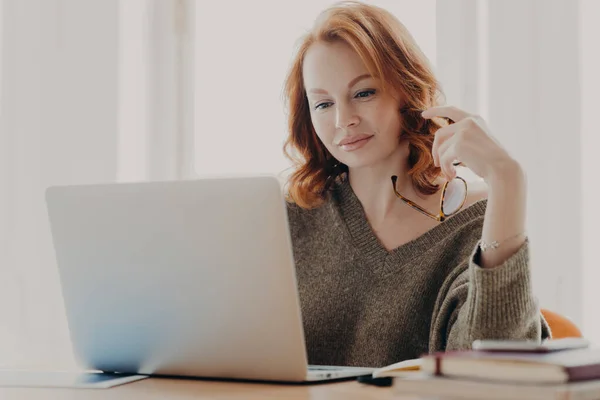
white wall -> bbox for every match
[487,0,582,325]
[0,0,120,368]
[435,0,486,185]
[438,0,584,329]
[581,0,600,342]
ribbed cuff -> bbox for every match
[467,239,537,334]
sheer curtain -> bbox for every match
[0,0,192,368]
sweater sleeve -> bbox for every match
[428,239,552,353]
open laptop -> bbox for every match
[44,175,374,383]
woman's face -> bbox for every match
[303,40,404,170]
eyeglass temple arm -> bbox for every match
[391,176,440,221]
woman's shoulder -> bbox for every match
[284,192,341,235]
[285,195,336,220]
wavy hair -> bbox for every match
[282,1,446,209]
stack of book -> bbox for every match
[371,338,600,399]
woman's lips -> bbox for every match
[339,135,373,152]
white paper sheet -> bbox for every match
[0,370,148,389]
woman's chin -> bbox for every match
[338,149,406,173]
[338,156,382,171]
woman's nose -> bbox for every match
[335,104,360,129]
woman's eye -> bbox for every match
[315,102,332,110]
[314,90,375,110]
[356,89,376,98]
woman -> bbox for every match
[282,1,550,368]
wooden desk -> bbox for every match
[0,377,424,399]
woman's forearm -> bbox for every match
[480,159,528,268]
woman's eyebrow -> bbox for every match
[307,74,373,95]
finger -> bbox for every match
[431,124,458,167]
[439,139,456,180]
[437,134,459,179]
[421,105,471,123]
[437,133,455,162]
[438,146,458,180]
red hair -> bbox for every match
[283,1,446,209]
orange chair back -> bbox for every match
[541,308,582,339]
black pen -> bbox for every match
[357,375,393,387]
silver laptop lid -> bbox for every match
[45,175,309,382]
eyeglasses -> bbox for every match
[391,175,468,222]
[392,107,468,221]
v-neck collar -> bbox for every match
[333,177,487,268]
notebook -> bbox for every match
[392,374,600,400]
[421,347,600,384]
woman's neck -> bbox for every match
[346,148,440,227]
